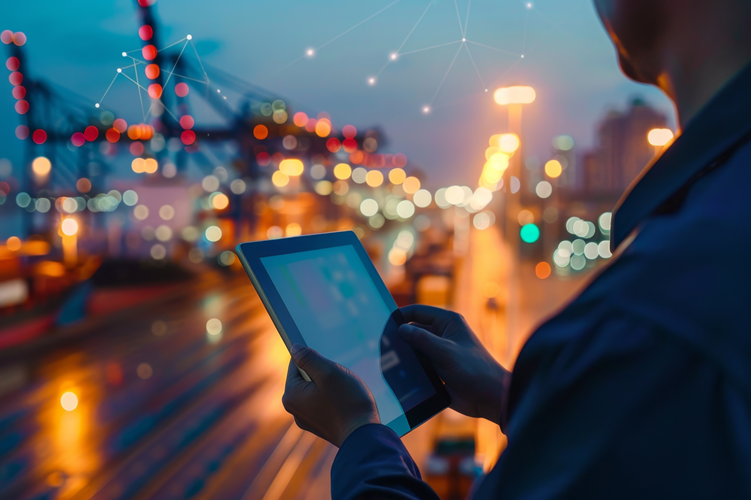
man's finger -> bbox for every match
[290,344,336,381]
[286,356,305,386]
[400,304,452,326]
[398,324,451,363]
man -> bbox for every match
[282,0,751,497]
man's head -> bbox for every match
[593,0,751,87]
[592,0,670,85]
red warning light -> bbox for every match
[179,115,194,129]
[9,72,23,86]
[175,82,189,97]
[106,128,120,143]
[326,138,341,153]
[32,129,47,145]
[181,130,196,145]
[84,126,99,142]
[138,25,153,41]
[148,84,163,99]
[71,132,85,147]
[14,100,29,114]
[142,45,157,61]
[145,64,160,80]
[5,56,19,71]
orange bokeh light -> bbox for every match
[535,262,552,280]
[106,128,120,143]
[145,64,160,80]
[148,84,163,99]
[253,124,268,140]
[293,112,308,127]
[142,45,157,61]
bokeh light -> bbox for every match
[205,226,222,242]
[32,157,51,177]
[60,392,78,411]
[334,163,352,180]
[389,168,406,185]
[365,170,383,187]
[520,224,540,243]
[280,159,304,176]
[535,262,552,279]
[544,160,562,178]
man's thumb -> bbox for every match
[291,344,333,380]
[398,324,449,362]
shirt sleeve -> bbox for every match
[476,317,749,500]
[331,423,442,500]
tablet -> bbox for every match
[236,231,450,436]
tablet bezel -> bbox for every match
[237,231,450,432]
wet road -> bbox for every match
[0,272,336,500]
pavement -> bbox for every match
[0,230,593,500]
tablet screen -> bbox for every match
[261,245,437,435]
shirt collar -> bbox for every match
[612,61,751,249]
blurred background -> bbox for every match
[0,1,676,499]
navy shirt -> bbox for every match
[331,62,751,500]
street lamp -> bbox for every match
[493,85,536,366]
[61,217,78,267]
[648,128,674,156]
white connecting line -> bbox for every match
[95,35,212,124]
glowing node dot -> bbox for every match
[187,34,192,40]
[95,103,100,108]
[485,89,488,92]
[462,38,466,42]
[521,54,525,58]
[368,77,376,85]
[422,106,431,114]
[217,89,221,93]
[390,53,398,60]
[306,49,314,57]
[117,68,122,73]
[122,52,127,57]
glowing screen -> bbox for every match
[262,245,436,435]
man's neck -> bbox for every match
[660,55,751,130]
[656,12,751,130]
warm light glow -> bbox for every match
[498,134,520,154]
[279,159,304,176]
[131,158,145,173]
[286,222,302,236]
[253,124,268,140]
[6,236,21,252]
[144,158,158,174]
[60,392,78,411]
[648,128,674,147]
[365,170,384,187]
[389,168,406,185]
[206,318,222,335]
[493,86,536,105]
[61,218,78,236]
[535,262,551,279]
[402,176,421,194]
[545,159,563,178]
[334,163,352,180]
[211,193,229,210]
[388,248,407,266]
[32,156,51,177]
[205,226,222,242]
[315,119,332,137]
[272,171,290,187]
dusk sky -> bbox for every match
[1,0,675,188]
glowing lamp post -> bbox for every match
[494,85,536,356]
[61,218,78,267]
[648,128,674,156]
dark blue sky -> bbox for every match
[1,0,674,188]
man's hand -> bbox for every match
[399,305,509,426]
[282,344,380,448]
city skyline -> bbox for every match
[0,0,674,189]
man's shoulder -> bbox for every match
[523,139,751,394]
